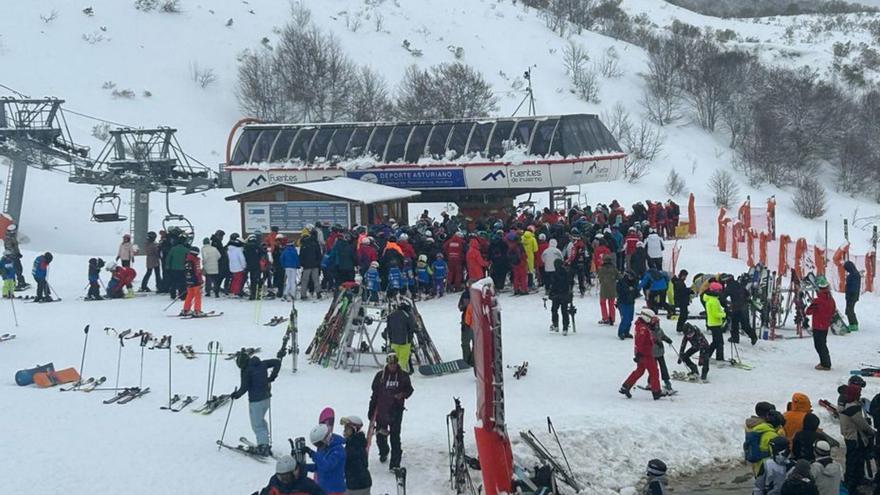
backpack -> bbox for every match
[743,430,770,463]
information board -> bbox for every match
[244,201,349,233]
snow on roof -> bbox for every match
[226,177,420,205]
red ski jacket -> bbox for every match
[806,288,836,331]
[443,237,465,262]
[633,319,655,357]
[466,242,488,280]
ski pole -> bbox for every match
[138,333,148,388]
[78,325,90,383]
[218,396,235,450]
[9,292,17,327]
[547,417,574,479]
[48,282,62,302]
[166,335,173,410]
[114,334,125,390]
[268,403,273,446]
[163,297,179,312]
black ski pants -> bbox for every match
[729,309,756,343]
[14,255,25,286]
[490,265,508,290]
[35,278,49,300]
[461,324,474,367]
[648,257,663,270]
[376,410,404,469]
[141,266,161,291]
[813,330,831,368]
[647,290,669,314]
[681,348,710,379]
[708,325,724,361]
[846,298,858,327]
[656,356,670,382]
[248,268,261,299]
[676,305,689,333]
[846,439,866,492]
[167,270,185,299]
[551,297,571,331]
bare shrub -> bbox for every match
[396,62,497,120]
[111,88,136,99]
[161,0,182,13]
[793,176,827,219]
[563,40,600,103]
[134,0,158,11]
[709,169,740,208]
[348,66,394,122]
[40,10,59,23]
[665,168,686,196]
[190,62,217,89]
[595,46,623,78]
[622,120,663,182]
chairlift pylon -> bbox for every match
[91,188,127,223]
[161,189,193,239]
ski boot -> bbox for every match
[686,372,699,382]
[191,311,206,318]
[849,324,859,332]
[618,386,632,399]
[562,326,568,336]
[550,325,559,333]
[663,380,674,392]
[178,310,191,317]
[700,376,710,384]
[256,444,272,457]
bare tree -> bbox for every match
[709,169,740,208]
[563,40,600,103]
[595,46,623,78]
[641,37,685,125]
[621,120,664,182]
[396,63,497,120]
[348,66,394,122]
[680,40,753,132]
[665,168,686,196]
[236,49,290,121]
[793,176,827,219]
[190,62,217,89]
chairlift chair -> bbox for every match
[91,189,127,223]
[162,189,194,239]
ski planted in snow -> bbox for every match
[116,387,150,404]
[193,394,232,414]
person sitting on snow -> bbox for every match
[257,455,324,495]
[105,262,136,299]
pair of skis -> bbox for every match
[103,387,150,405]
[193,394,232,414]
[160,394,199,412]
[60,376,106,392]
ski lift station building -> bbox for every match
[224,113,626,221]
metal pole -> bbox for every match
[825,220,829,270]
[167,335,173,409]
[5,159,28,228]
[78,325,90,379]
[131,189,150,249]
[9,293,17,327]
[218,397,235,450]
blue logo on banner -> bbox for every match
[346,169,465,189]
[481,170,506,182]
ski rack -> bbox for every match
[447,398,478,495]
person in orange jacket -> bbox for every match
[783,392,813,443]
[466,237,488,282]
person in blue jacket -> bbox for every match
[1,251,16,299]
[639,268,669,315]
[844,260,861,332]
[616,269,641,339]
[386,260,402,300]
[306,423,346,495]
[32,252,53,302]
[280,241,300,302]
[364,261,380,303]
[432,253,448,298]
[415,254,432,298]
[231,354,281,457]
[86,257,105,301]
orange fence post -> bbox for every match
[759,232,768,266]
[833,245,849,292]
[794,238,807,280]
[746,229,755,267]
[778,234,791,274]
[867,250,876,293]
[738,200,751,232]
[766,197,776,240]
[688,193,696,236]
[731,223,742,259]
[814,246,826,275]
[717,208,727,251]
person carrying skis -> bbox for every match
[257,455,325,495]
[644,459,669,495]
[843,260,860,332]
[703,282,726,361]
[86,257,105,301]
[671,270,692,333]
[839,383,875,493]
[616,269,641,340]
[140,231,161,292]
[597,254,618,326]
[721,274,758,345]
[181,246,204,317]
[805,275,835,370]
[754,436,792,495]
[340,415,372,495]
[432,253,448,298]
[678,323,710,382]
[1,251,16,299]
[368,353,414,469]
[383,302,415,373]
[4,224,26,289]
[305,424,346,495]
[31,252,53,302]
[231,352,281,457]
[548,259,574,335]
[619,308,665,400]
[810,440,842,495]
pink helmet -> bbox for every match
[319,407,335,426]
[708,282,723,292]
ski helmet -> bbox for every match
[147,231,157,240]
[309,424,330,445]
[538,233,546,241]
[230,233,240,241]
[105,261,117,271]
[639,308,656,323]
[202,237,211,245]
[849,375,867,388]
[815,275,830,288]
[769,436,789,456]
[319,407,335,426]
[340,415,364,429]
[189,246,200,255]
[276,455,297,475]
[44,252,53,263]
[399,233,409,241]
[708,282,723,293]
[418,255,427,263]
[646,459,667,476]
[370,261,379,269]
[6,224,15,233]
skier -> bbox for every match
[116,233,136,269]
[809,441,842,495]
[805,275,835,370]
[619,308,665,400]
[305,424,346,495]
[1,251,16,298]
[299,232,323,300]
[565,229,589,296]
[385,260,403,300]
[631,241,648,279]
[443,231,465,291]
[340,415,372,495]
[507,233,529,295]
[280,239,300,302]
[839,382,875,493]
[243,235,265,300]
[104,262,136,299]
[753,436,792,495]
[256,455,324,495]
[703,282,726,361]
[228,235,246,297]
[31,252,53,302]
[721,274,758,345]
[181,246,204,317]
[540,238,563,295]
[487,233,509,290]
[644,459,668,495]
[671,270,692,333]
[780,460,819,494]
[86,257,105,300]
[640,268,669,315]
[597,254,618,325]
[368,353,414,469]
[140,231,161,292]
[548,259,573,335]
[201,238,221,298]
[645,229,664,270]
[843,260,860,332]
[384,302,415,373]
[432,254,448,298]
[458,285,474,366]
[678,322,710,382]
[231,352,281,457]
[650,320,674,391]
[210,230,228,295]
[521,226,538,290]
[465,237,488,283]
[3,224,27,289]
[165,234,188,300]
[616,269,641,339]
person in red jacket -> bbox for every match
[806,275,836,370]
[397,233,417,262]
[592,235,611,273]
[466,236,488,282]
[443,231,466,291]
[619,308,666,400]
[506,233,528,295]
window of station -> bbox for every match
[345,127,372,159]
[326,128,354,161]
[288,127,317,161]
[383,125,414,162]
[446,123,474,159]
[487,120,515,158]
[247,130,276,163]
[366,126,393,159]
[466,122,494,155]
[404,125,431,163]
[230,129,261,165]
[269,129,297,162]
[306,128,334,162]
[510,119,536,150]
[426,124,453,158]
[529,118,559,157]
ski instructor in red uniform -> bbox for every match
[619,308,666,400]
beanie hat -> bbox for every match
[646,458,667,476]
[276,455,297,474]
[755,401,776,418]
[814,440,831,457]
[203,237,210,245]
[639,308,656,323]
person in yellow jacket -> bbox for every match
[703,281,726,361]
[744,402,785,476]
[521,227,539,289]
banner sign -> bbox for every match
[346,168,466,189]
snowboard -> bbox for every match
[15,363,55,386]
[32,367,81,388]
[418,359,471,377]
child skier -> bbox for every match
[181,246,204,317]
[340,415,372,495]
[402,257,416,299]
[86,257,105,301]
[105,262,136,299]
[386,260,403,300]
[597,254,618,325]
[644,459,668,495]
[364,261,380,303]
[415,255,432,299]
[619,308,665,400]
[31,252,53,302]
[616,269,641,340]
[678,323,711,382]
[754,435,792,494]
[1,251,16,298]
[650,320,674,391]
[433,253,448,298]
